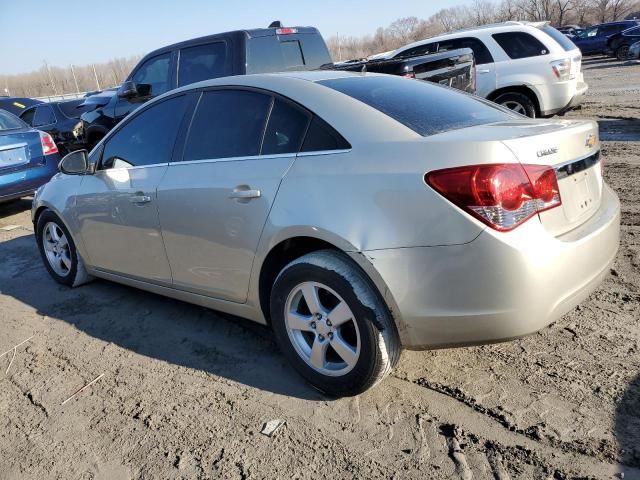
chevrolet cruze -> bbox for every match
[33,72,620,396]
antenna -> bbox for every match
[269,21,282,28]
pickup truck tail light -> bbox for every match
[551,58,572,80]
[276,28,298,35]
[39,131,58,156]
[425,163,561,231]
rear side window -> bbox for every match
[33,105,56,127]
[319,76,513,137]
[178,42,229,87]
[301,116,351,152]
[438,37,494,64]
[542,25,577,52]
[493,32,549,59]
[262,99,310,155]
[101,95,187,169]
[184,90,271,160]
[20,108,36,126]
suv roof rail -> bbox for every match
[446,20,549,34]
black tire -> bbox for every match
[270,250,401,396]
[36,210,92,287]
[493,91,537,118]
[616,45,630,61]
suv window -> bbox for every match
[542,25,577,52]
[492,32,549,59]
[437,37,494,64]
[183,90,271,161]
[33,105,56,127]
[300,116,350,152]
[101,95,187,169]
[20,108,36,126]
[624,26,640,35]
[178,42,229,87]
[319,75,513,137]
[262,99,310,155]
[131,53,172,97]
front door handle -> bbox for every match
[129,194,152,204]
[477,69,491,74]
[229,188,261,200]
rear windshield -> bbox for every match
[318,76,514,137]
[58,99,93,119]
[0,109,26,130]
[246,34,332,74]
[542,25,578,52]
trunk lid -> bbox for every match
[0,129,45,175]
[496,119,601,236]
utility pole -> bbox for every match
[70,64,80,94]
[337,32,342,61]
[43,60,58,96]
[92,64,101,91]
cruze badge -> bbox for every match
[537,147,558,158]
[585,134,596,148]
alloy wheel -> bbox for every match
[284,281,361,376]
[42,222,72,277]
[502,100,527,115]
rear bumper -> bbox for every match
[0,156,59,203]
[541,81,588,116]
[365,185,620,349]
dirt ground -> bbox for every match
[0,56,638,480]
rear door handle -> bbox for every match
[129,194,152,204]
[229,189,261,200]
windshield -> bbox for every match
[318,76,515,137]
[0,109,27,131]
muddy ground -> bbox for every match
[0,56,638,480]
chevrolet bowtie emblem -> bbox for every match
[585,134,596,148]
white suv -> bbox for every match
[386,21,588,117]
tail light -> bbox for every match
[551,58,572,80]
[425,163,561,231]
[276,28,297,35]
[39,131,58,155]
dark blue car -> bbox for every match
[0,109,60,203]
[572,20,640,55]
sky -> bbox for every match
[0,0,472,75]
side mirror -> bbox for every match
[59,150,89,175]
[117,80,139,99]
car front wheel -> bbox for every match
[36,210,92,287]
[270,250,401,396]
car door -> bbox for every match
[576,26,599,53]
[157,88,311,302]
[437,37,496,97]
[114,52,173,124]
[75,94,188,284]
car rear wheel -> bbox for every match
[36,210,92,287]
[270,250,401,396]
[616,45,630,61]
[494,92,536,118]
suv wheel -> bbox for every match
[270,250,401,396]
[494,92,536,118]
[616,45,630,61]
[36,210,92,287]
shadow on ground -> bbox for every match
[616,373,640,467]
[0,198,32,219]
[0,233,323,401]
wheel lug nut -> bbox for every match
[328,332,333,340]
[326,320,332,327]
[310,321,316,329]
[318,334,325,341]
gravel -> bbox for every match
[0,56,638,480]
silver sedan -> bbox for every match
[33,72,620,396]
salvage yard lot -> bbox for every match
[0,57,639,480]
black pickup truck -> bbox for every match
[79,23,476,148]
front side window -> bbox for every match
[438,37,494,64]
[319,75,514,137]
[183,90,272,161]
[33,105,56,127]
[178,42,228,87]
[101,95,187,169]
[131,53,172,97]
[492,32,549,59]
